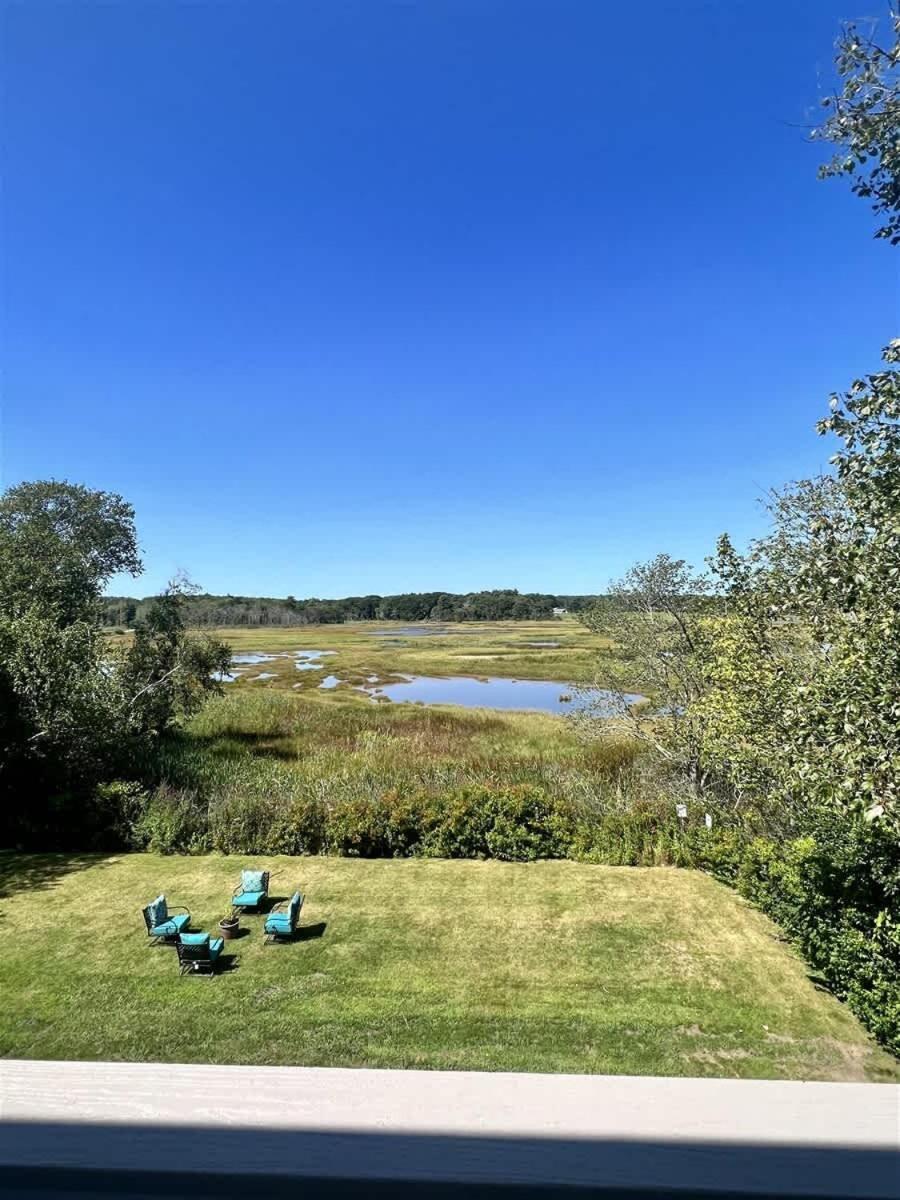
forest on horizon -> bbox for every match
[100,589,601,627]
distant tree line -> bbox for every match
[100,590,601,628]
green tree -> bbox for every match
[0,481,230,847]
[813,11,900,243]
[703,357,900,831]
[0,612,127,801]
[120,576,231,740]
[0,480,142,624]
[688,9,900,1053]
[577,554,716,794]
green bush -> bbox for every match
[209,790,283,855]
[324,794,394,857]
[698,813,900,1056]
[133,784,210,855]
[89,779,148,849]
[418,784,573,861]
[266,794,327,856]
[832,913,900,1051]
[570,796,702,867]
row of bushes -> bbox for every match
[134,778,704,866]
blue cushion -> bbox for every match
[288,891,303,920]
[209,937,224,962]
[241,870,266,894]
[233,891,264,907]
[150,912,190,937]
[180,932,210,946]
[265,915,291,930]
[148,895,167,927]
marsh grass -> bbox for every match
[184,618,622,693]
[0,852,894,1080]
[143,687,652,856]
[186,686,626,764]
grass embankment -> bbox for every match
[1,853,894,1080]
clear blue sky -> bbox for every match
[2,1,896,598]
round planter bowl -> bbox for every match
[219,918,239,940]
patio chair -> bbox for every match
[263,891,304,944]
[176,932,224,977]
[142,894,191,945]
[231,869,270,915]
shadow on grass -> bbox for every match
[184,730,300,763]
[0,851,105,901]
[807,971,835,995]
[264,922,327,946]
[180,954,240,977]
[295,921,327,943]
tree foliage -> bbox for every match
[0,480,141,624]
[813,11,900,243]
[701,343,900,829]
[119,578,231,739]
[577,554,716,792]
[0,481,229,847]
[571,14,900,1050]
[101,589,599,627]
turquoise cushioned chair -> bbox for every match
[231,869,270,914]
[176,932,224,976]
[264,890,304,944]
[142,894,191,944]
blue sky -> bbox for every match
[2,1,897,598]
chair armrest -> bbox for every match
[269,899,289,914]
[231,883,243,898]
[168,906,191,919]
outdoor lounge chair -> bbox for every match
[263,891,304,944]
[142,894,191,944]
[231,869,270,915]
[176,932,224,977]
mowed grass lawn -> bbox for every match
[1,854,896,1081]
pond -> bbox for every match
[227,650,335,673]
[212,670,243,683]
[294,650,336,670]
[320,673,641,715]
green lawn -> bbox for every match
[1,853,895,1081]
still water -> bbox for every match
[325,673,641,715]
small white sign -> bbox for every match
[675,803,688,820]
[705,812,713,829]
